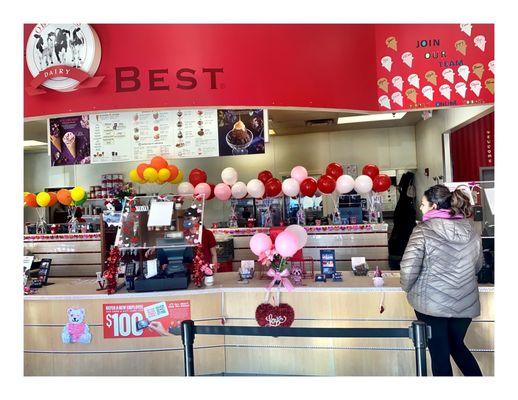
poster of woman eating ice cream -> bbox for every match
[48,115,91,166]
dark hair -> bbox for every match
[423,184,472,218]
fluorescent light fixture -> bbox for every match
[24,140,47,147]
[269,129,276,136]
[337,112,406,125]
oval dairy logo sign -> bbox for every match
[26,24,102,94]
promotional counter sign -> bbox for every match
[103,300,191,339]
[25,23,103,95]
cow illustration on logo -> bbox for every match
[26,23,103,94]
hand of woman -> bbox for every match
[148,321,168,336]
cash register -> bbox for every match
[133,232,191,292]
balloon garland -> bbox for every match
[129,156,181,185]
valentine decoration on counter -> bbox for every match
[373,266,385,287]
[284,224,308,250]
[255,302,295,327]
[61,308,92,344]
[275,231,299,258]
[192,244,206,287]
[103,246,121,295]
[201,264,215,286]
[250,233,273,256]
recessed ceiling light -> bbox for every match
[24,140,47,147]
[337,112,407,124]
[269,129,276,135]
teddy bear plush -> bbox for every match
[61,308,92,344]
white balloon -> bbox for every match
[178,182,195,195]
[247,179,266,198]
[221,167,238,186]
[336,175,355,194]
[354,175,373,194]
[282,178,300,197]
[285,224,308,249]
[231,181,248,199]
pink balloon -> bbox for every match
[275,231,299,258]
[290,166,308,183]
[285,224,308,249]
[282,178,300,197]
[250,233,273,256]
[214,183,231,201]
[194,182,211,198]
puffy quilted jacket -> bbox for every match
[400,218,483,318]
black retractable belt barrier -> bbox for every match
[171,320,431,377]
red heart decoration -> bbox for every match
[255,303,295,327]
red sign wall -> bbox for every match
[103,300,191,339]
[24,24,494,118]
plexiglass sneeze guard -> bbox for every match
[116,194,205,250]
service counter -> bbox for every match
[212,224,390,271]
[24,272,494,376]
[24,233,102,277]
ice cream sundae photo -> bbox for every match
[226,119,253,155]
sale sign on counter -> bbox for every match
[103,300,191,339]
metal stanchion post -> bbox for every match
[411,321,428,376]
[180,320,196,376]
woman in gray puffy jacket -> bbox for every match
[400,184,483,376]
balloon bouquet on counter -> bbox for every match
[24,186,88,234]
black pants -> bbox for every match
[415,311,483,376]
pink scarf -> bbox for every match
[422,209,464,222]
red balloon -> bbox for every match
[258,170,274,184]
[300,177,318,197]
[317,175,336,194]
[207,183,215,200]
[325,162,343,180]
[373,174,392,192]
[362,164,380,179]
[189,168,207,186]
[265,178,282,197]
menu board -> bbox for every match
[132,111,175,161]
[50,108,266,166]
[89,113,134,163]
[171,109,219,158]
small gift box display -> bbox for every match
[201,264,215,286]
[351,256,369,276]
[239,260,255,282]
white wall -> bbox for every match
[24,126,417,225]
[414,105,494,214]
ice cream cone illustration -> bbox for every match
[381,56,393,72]
[378,95,391,110]
[422,85,434,101]
[442,68,455,84]
[392,76,403,91]
[50,134,62,152]
[439,84,452,100]
[485,78,494,95]
[455,82,467,98]
[455,40,467,56]
[391,92,403,107]
[63,131,76,158]
[402,52,414,68]
[408,73,420,89]
[458,65,470,82]
[474,35,486,52]
[425,70,438,85]
[405,88,417,104]
[473,63,485,79]
[377,77,389,93]
[488,60,495,75]
[470,80,482,97]
[460,23,473,37]
[386,36,398,51]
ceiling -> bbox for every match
[24,109,425,151]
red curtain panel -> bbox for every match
[450,112,494,182]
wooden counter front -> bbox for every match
[24,273,494,376]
